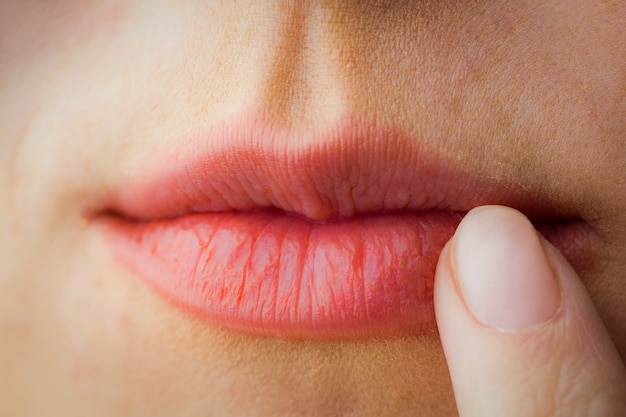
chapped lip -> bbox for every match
[95,112,593,339]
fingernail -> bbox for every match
[452,206,561,330]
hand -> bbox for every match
[435,206,626,416]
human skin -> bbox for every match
[0,1,625,416]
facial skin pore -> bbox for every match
[0,1,625,416]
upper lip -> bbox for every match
[102,113,580,222]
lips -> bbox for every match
[96,113,592,339]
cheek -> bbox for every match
[72,2,128,45]
[0,1,129,52]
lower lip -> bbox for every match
[101,211,463,339]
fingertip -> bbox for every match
[434,205,626,417]
[452,206,561,330]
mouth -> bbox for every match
[94,113,593,339]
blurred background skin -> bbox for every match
[0,1,625,416]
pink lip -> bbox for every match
[97,113,591,339]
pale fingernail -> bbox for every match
[452,206,561,330]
